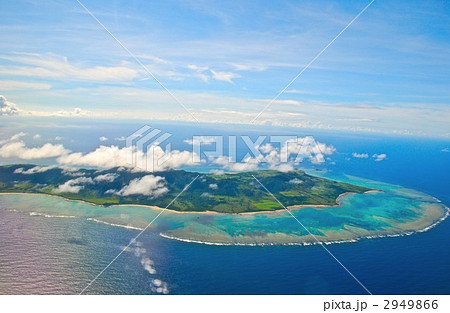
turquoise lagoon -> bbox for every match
[0,173,447,246]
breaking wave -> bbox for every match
[86,218,144,231]
[29,212,76,218]
[160,206,450,247]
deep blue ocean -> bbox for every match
[0,118,449,294]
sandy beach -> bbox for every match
[0,190,377,216]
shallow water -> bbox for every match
[0,174,446,246]
[0,173,449,294]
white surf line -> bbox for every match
[250,0,376,124]
[251,174,373,295]
[75,0,199,122]
[79,175,199,295]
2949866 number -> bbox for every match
[383,300,438,310]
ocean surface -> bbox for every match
[0,120,449,294]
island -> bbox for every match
[0,164,448,246]
[0,164,371,214]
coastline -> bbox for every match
[159,205,450,247]
[1,190,448,247]
[0,190,373,215]
[238,190,382,215]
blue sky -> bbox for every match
[0,0,449,136]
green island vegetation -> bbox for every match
[0,164,372,214]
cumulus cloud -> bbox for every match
[0,140,69,159]
[209,183,218,190]
[33,134,41,139]
[213,155,260,171]
[116,175,168,197]
[57,144,200,172]
[0,95,19,116]
[210,136,335,172]
[269,163,294,172]
[52,107,91,117]
[57,145,130,168]
[289,178,303,184]
[94,173,118,183]
[14,165,56,174]
[60,166,84,176]
[352,152,369,158]
[372,153,387,162]
[272,137,335,165]
[99,136,108,142]
[55,177,94,193]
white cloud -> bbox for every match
[187,64,242,84]
[265,137,335,165]
[270,163,294,172]
[52,108,91,117]
[284,89,317,95]
[0,53,141,83]
[60,166,84,177]
[289,178,303,184]
[184,136,216,146]
[352,152,369,158]
[10,132,26,141]
[94,173,118,183]
[99,136,108,142]
[187,64,210,82]
[0,141,69,159]
[0,95,19,116]
[210,136,335,172]
[209,183,218,190]
[230,63,267,72]
[210,70,240,84]
[372,153,387,162]
[115,136,126,141]
[57,145,132,168]
[55,177,94,194]
[213,155,260,171]
[441,148,449,153]
[116,175,168,197]
[57,145,199,172]
[14,165,55,174]
[16,83,445,136]
[156,148,201,170]
[0,132,26,145]
[33,134,41,139]
[0,80,51,90]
